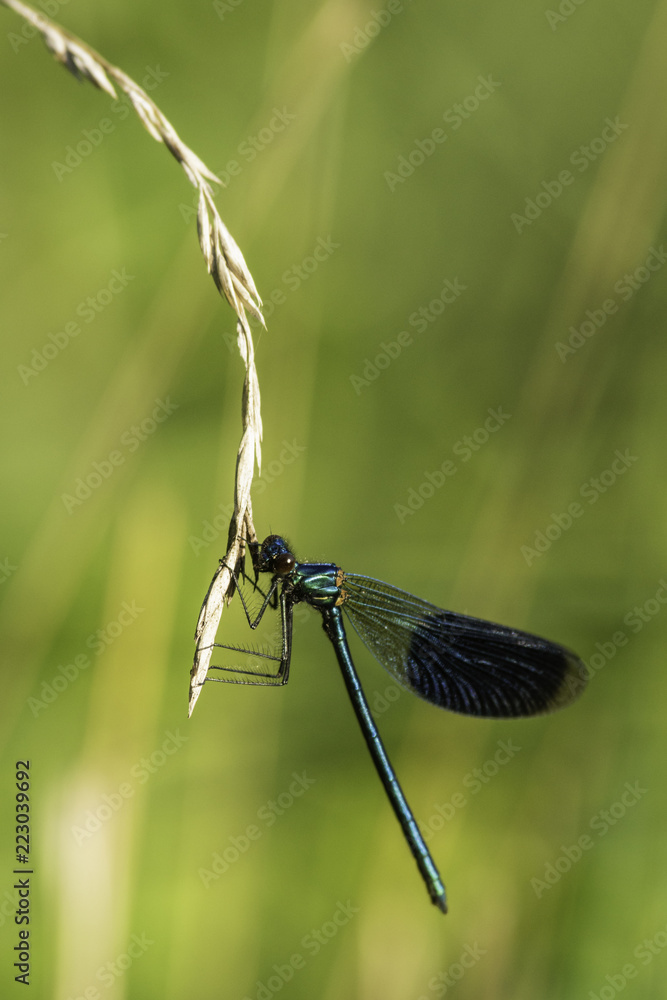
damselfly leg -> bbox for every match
[200,560,293,686]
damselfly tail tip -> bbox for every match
[434,893,448,914]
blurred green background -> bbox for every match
[2,0,667,997]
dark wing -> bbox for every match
[341,575,586,718]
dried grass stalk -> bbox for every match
[2,0,265,715]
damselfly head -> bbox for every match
[256,535,296,577]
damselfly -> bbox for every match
[201,535,586,913]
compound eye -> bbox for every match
[274,552,295,576]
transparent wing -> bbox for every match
[341,575,585,718]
